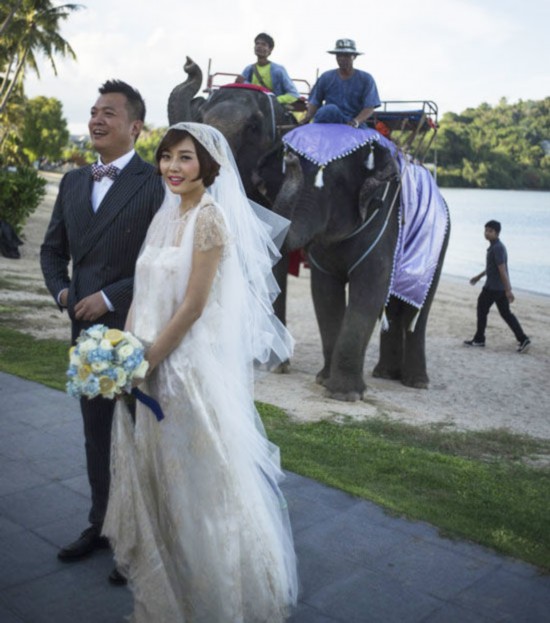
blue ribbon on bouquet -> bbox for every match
[131,388,165,421]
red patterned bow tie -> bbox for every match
[91,163,119,181]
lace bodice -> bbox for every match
[131,194,228,347]
[153,193,229,251]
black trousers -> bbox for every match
[474,288,528,343]
[81,395,115,528]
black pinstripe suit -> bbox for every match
[40,153,164,527]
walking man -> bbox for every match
[464,220,530,352]
[40,80,164,575]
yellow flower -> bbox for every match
[78,364,92,380]
[104,328,125,346]
[99,376,116,395]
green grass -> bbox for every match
[260,406,550,571]
[2,325,549,570]
[0,326,69,390]
[0,275,49,294]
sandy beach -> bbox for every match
[3,172,550,439]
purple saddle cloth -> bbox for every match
[283,124,449,312]
[283,123,395,165]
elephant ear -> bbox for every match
[358,144,399,222]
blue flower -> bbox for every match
[82,376,100,398]
[87,347,114,363]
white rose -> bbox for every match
[91,361,109,372]
[88,327,105,341]
[124,333,142,348]
[116,368,128,386]
[69,351,81,366]
[99,339,113,351]
[133,360,149,379]
[78,339,97,354]
[118,344,135,358]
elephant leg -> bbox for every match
[271,254,291,373]
[325,272,388,401]
[373,296,405,381]
[272,253,290,327]
[310,267,346,386]
[401,305,429,388]
[401,226,449,388]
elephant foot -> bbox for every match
[273,360,291,374]
[315,369,330,386]
[372,364,402,381]
[401,376,429,389]
[325,389,364,402]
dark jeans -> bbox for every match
[474,288,528,343]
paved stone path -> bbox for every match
[1,372,549,622]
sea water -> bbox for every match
[439,188,550,296]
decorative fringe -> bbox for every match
[380,308,390,332]
[408,310,420,333]
[315,166,325,188]
[366,149,375,170]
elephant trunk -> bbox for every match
[273,152,326,252]
[272,151,304,250]
[167,57,203,124]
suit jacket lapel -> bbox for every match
[65,167,94,241]
[73,154,150,267]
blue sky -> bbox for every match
[24,0,550,136]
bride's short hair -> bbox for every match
[155,129,221,187]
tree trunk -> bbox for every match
[0,48,27,114]
[0,1,23,39]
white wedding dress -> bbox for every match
[103,193,298,622]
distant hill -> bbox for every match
[435,97,550,190]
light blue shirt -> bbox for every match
[309,69,381,118]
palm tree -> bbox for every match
[0,1,24,40]
[0,1,82,114]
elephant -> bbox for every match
[265,123,450,401]
[168,57,296,325]
[168,60,450,401]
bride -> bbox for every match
[102,122,298,622]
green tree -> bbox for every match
[20,95,69,164]
[0,1,82,113]
[436,98,550,190]
[135,126,168,165]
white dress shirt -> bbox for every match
[91,149,136,212]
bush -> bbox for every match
[0,167,47,236]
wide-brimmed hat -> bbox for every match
[327,38,363,55]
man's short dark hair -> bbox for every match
[255,33,274,49]
[155,129,221,188]
[98,79,146,122]
[485,220,501,234]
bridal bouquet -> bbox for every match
[66,324,149,400]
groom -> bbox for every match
[40,80,164,577]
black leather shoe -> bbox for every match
[108,567,128,586]
[57,526,110,562]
